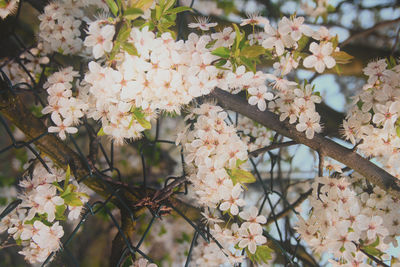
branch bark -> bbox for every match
[211,88,400,199]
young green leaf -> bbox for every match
[65,164,71,190]
[121,42,139,56]
[211,47,230,59]
[166,6,192,15]
[236,159,247,167]
[332,51,354,64]
[55,204,66,220]
[97,127,106,136]
[227,167,256,185]
[63,192,83,206]
[232,23,242,51]
[131,108,152,129]
[240,45,266,58]
[124,7,144,20]
[106,0,119,16]
[297,35,309,51]
[246,245,274,264]
[117,23,131,42]
[240,56,256,73]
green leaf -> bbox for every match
[370,236,380,247]
[109,41,121,60]
[397,126,400,138]
[227,167,256,185]
[65,164,71,190]
[61,184,74,197]
[166,6,192,14]
[332,51,354,64]
[233,23,242,51]
[121,42,138,56]
[236,159,247,167]
[246,245,274,264]
[297,36,309,51]
[124,7,144,20]
[131,107,152,129]
[240,56,256,73]
[331,35,339,50]
[24,214,52,226]
[155,5,162,20]
[98,127,106,136]
[52,182,64,193]
[363,245,384,258]
[215,59,228,69]
[240,45,266,58]
[164,0,176,11]
[55,205,66,220]
[117,23,131,42]
[211,47,230,59]
[206,39,217,49]
[106,0,119,16]
[63,192,83,206]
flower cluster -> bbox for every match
[0,159,89,264]
[0,0,19,19]
[38,0,107,55]
[268,82,322,139]
[343,59,400,177]
[241,15,340,139]
[84,19,115,59]
[296,174,400,266]
[0,44,49,85]
[178,103,268,264]
[250,15,337,74]
[42,67,88,140]
[301,0,331,19]
[236,116,273,152]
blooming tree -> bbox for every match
[0,0,400,266]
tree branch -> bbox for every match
[341,17,400,47]
[211,88,400,199]
[249,141,297,157]
[266,188,312,226]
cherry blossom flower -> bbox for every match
[240,13,269,26]
[238,223,267,254]
[248,86,274,111]
[303,42,336,73]
[84,22,115,59]
[219,184,245,215]
[295,113,321,139]
[188,17,217,31]
[48,114,78,140]
[239,206,267,229]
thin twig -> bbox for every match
[266,188,312,226]
[340,17,400,47]
[249,141,298,157]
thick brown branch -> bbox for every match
[211,88,400,199]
